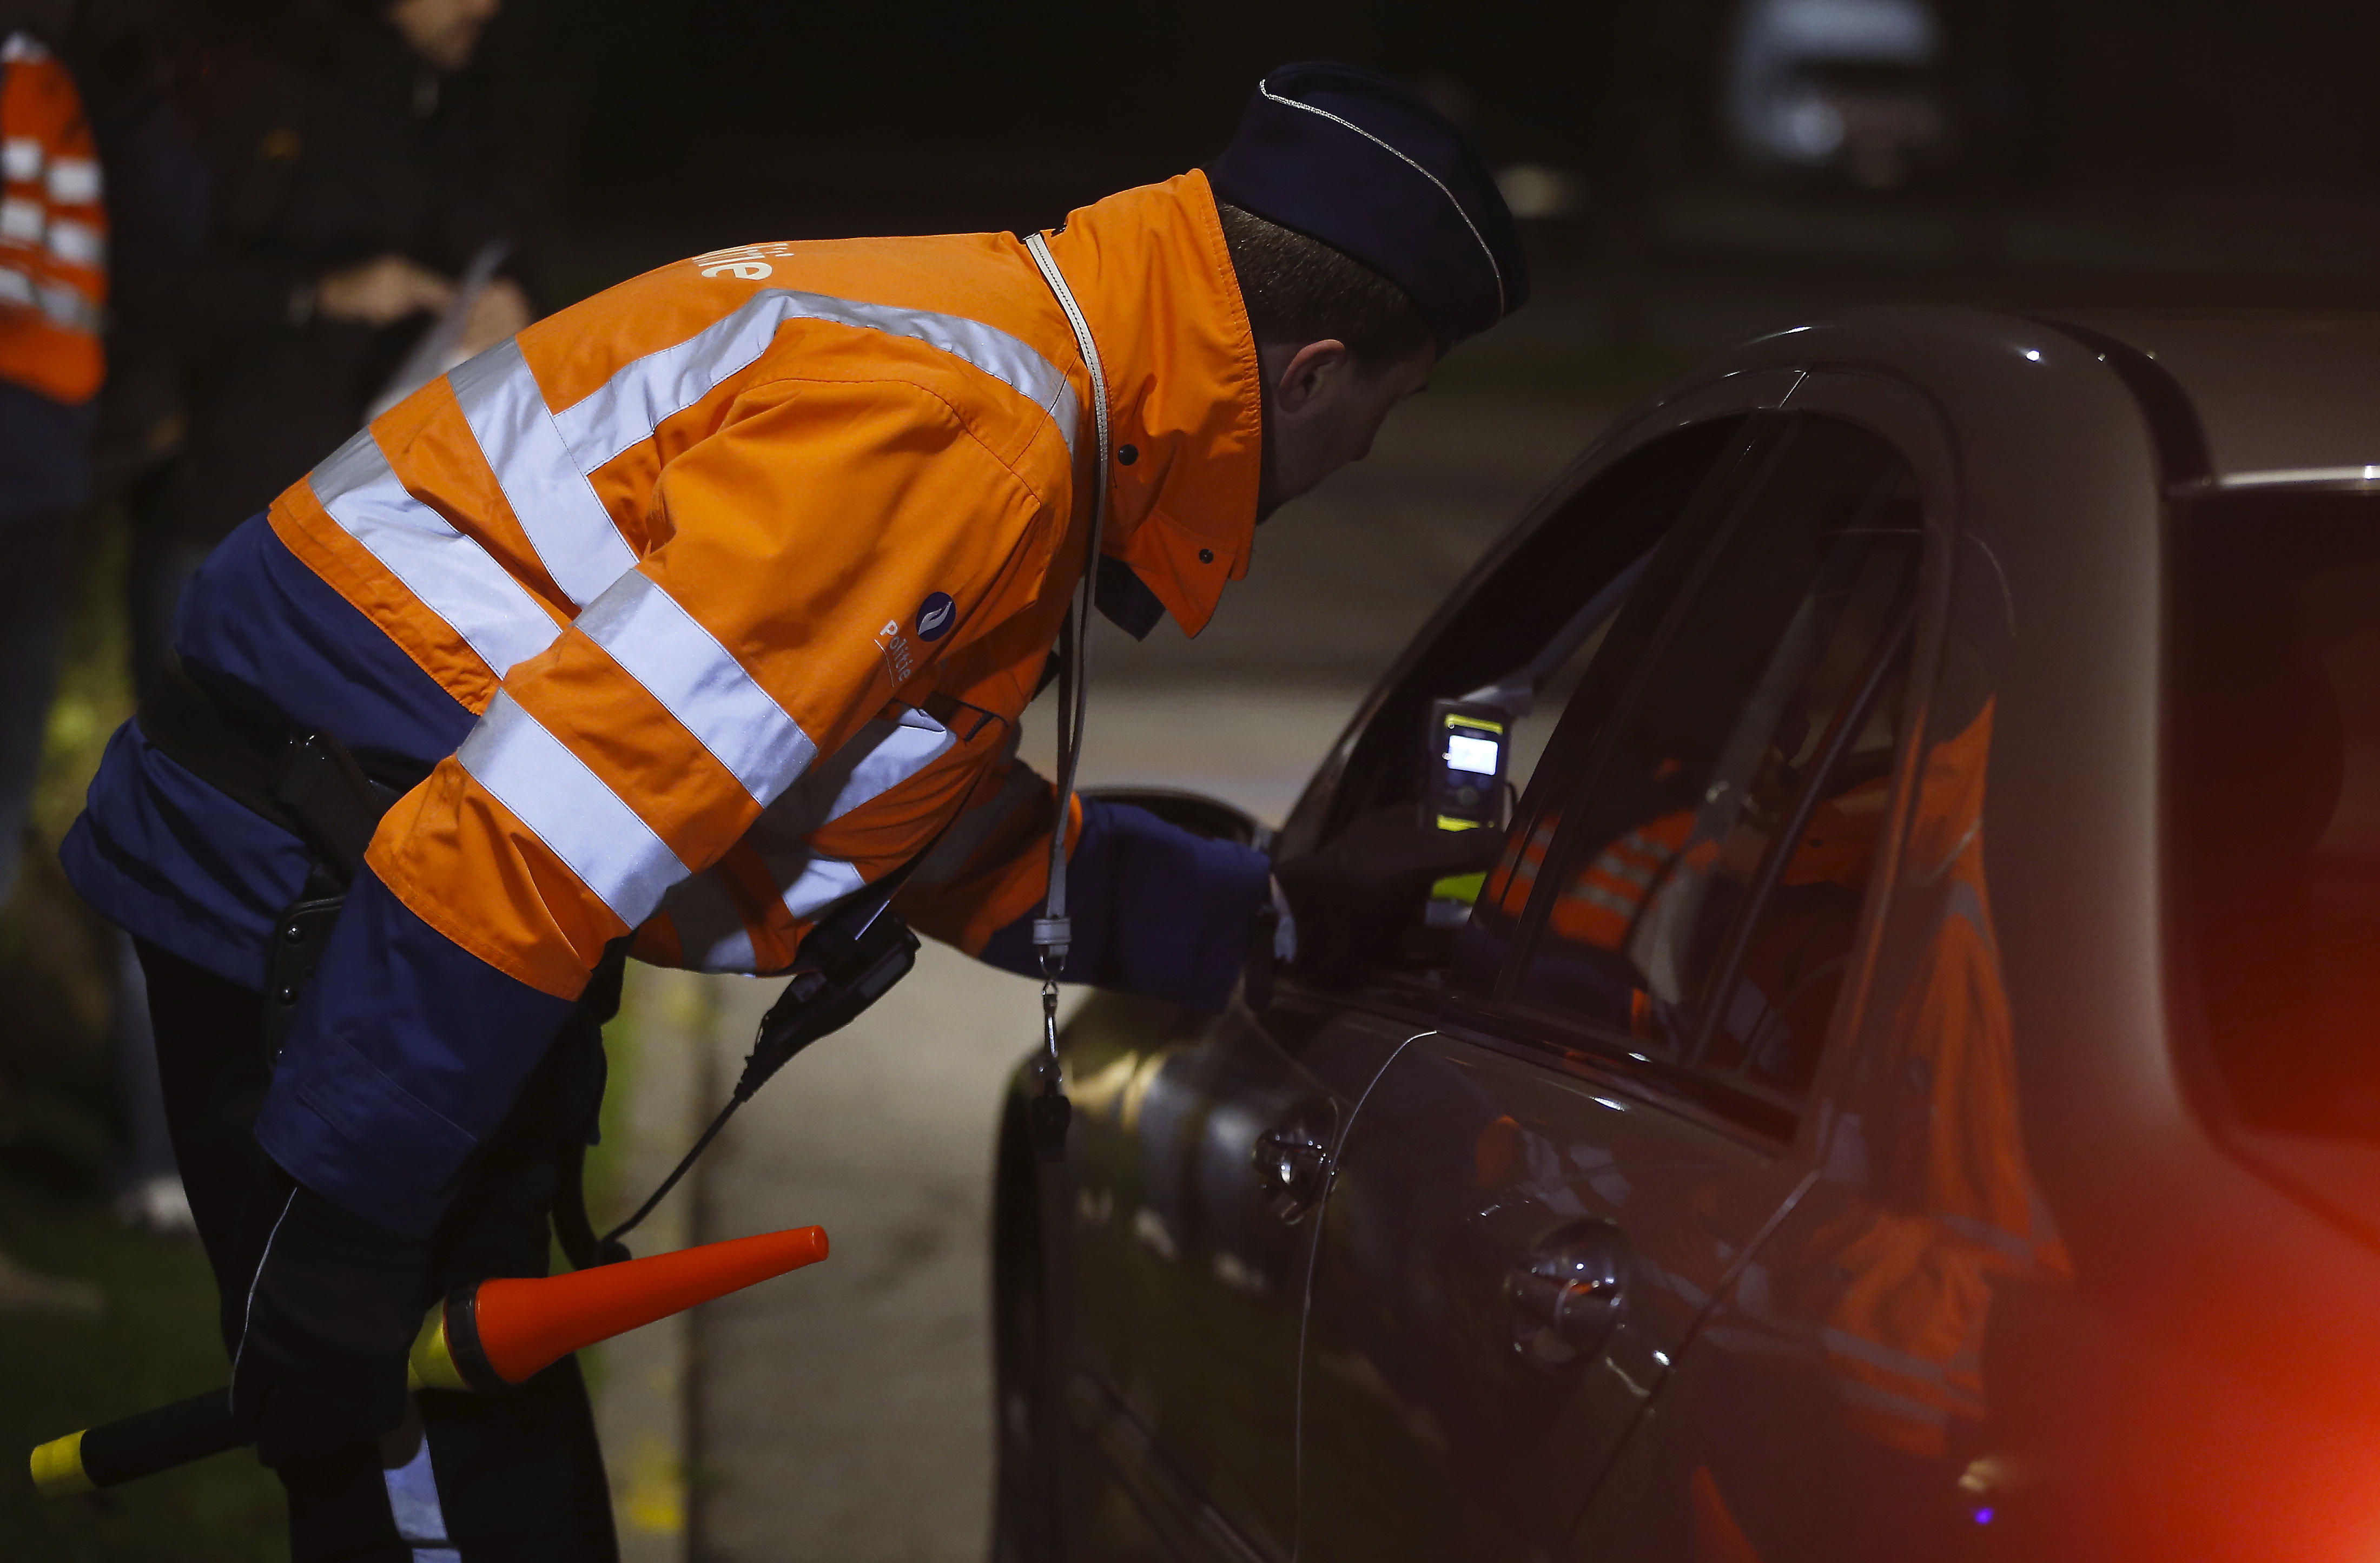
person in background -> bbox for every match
[0,0,186,1241]
[0,1,105,906]
[133,0,535,657]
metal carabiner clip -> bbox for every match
[1029,958,1072,1162]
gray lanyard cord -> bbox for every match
[1022,230,1109,1156]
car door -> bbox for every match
[1294,412,1939,1563]
[1047,412,1774,1563]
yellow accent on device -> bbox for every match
[1429,817,1488,905]
[1430,869,1488,904]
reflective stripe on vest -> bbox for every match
[310,430,560,680]
[552,288,1080,474]
[572,569,816,804]
[307,287,1075,660]
[458,690,685,926]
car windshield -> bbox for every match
[2169,488,2380,1140]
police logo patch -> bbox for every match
[916,591,957,642]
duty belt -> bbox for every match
[134,660,409,1049]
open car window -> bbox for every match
[1311,415,1764,992]
[1324,417,1757,830]
[1497,416,1923,1132]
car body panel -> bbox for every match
[1054,984,1437,1563]
[1297,1031,1806,1563]
[2055,311,2380,482]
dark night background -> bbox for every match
[70,0,2380,316]
[533,1,2380,287]
[12,3,2380,1557]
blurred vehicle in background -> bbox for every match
[1722,0,1953,190]
[993,307,2380,1562]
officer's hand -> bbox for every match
[232,1185,429,1471]
[1271,806,1505,981]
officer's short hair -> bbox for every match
[1217,202,1433,367]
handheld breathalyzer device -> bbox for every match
[1421,698,1510,926]
[1422,698,1510,830]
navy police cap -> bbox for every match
[1209,62,1529,349]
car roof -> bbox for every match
[2044,309,2380,483]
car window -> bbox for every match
[1500,417,1923,1123]
[2169,489,2380,1143]
[1311,416,1765,990]
[1325,417,1756,837]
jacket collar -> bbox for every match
[1041,172,1262,639]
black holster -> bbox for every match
[136,660,402,1055]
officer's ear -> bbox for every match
[1270,339,1354,417]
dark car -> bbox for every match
[991,308,2380,1563]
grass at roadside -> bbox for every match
[0,1188,282,1561]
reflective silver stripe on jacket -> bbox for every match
[448,338,640,607]
[456,690,684,925]
[44,215,101,268]
[309,430,561,680]
[572,568,816,805]
[656,710,963,972]
[550,286,1080,474]
[750,707,957,840]
[44,156,97,204]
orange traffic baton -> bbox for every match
[30,1224,827,1497]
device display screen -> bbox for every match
[1444,732,1501,775]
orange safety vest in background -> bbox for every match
[272,172,1261,1001]
[0,32,102,406]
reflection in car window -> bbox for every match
[1506,417,1921,1113]
[2170,490,2380,1142]
[1500,565,1637,797]
[1696,566,1912,1100]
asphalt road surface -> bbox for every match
[675,382,1612,1560]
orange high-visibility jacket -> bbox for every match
[275,173,1260,1000]
[61,173,1264,1234]
[0,32,102,405]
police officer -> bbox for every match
[63,62,1525,1558]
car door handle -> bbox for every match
[1252,1125,1331,1222]
[1506,1218,1628,1365]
